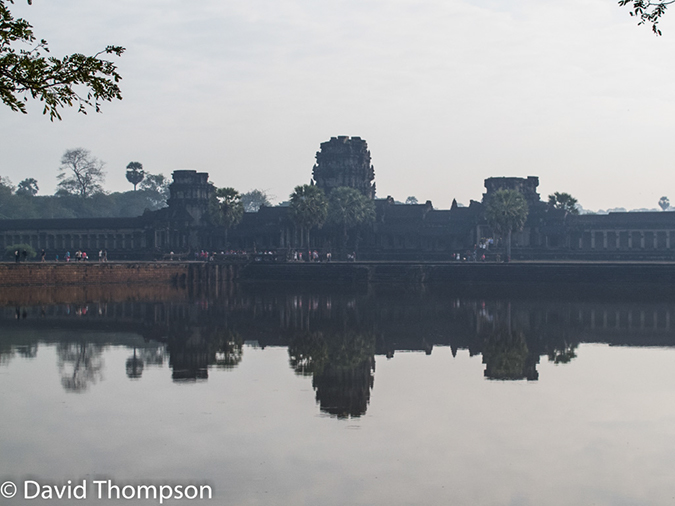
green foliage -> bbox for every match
[325,187,375,254]
[139,173,169,207]
[125,161,144,191]
[289,184,328,231]
[0,183,167,220]
[485,189,529,237]
[0,175,15,193]
[216,187,244,229]
[57,148,106,198]
[241,189,271,212]
[16,177,37,196]
[4,243,36,259]
[405,196,418,205]
[548,192,579,215]
[659,196,670,211]
[0,0,124,120]
[327,186,375,231]
[482,327,529,380]
[618,0,674,35]
[485,189,528,259]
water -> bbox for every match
[2,283,675,505]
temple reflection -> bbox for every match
[289,329,376,418]
[2,284,675,415]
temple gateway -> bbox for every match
[2,135,675,260]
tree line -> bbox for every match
[0,148,170,220]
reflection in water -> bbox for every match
[2,284,675,415]
[478,304,539,380]
[289,330,375,418]
[57,341,104,392]
[167,327,243,382]
[126,348,144,379]
[125,346,167,380]
[482,326,536,381]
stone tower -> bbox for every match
[312,136,375,199]
[167,170,213,224]
[483,176,541,207]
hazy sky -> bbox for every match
[1,0,674,211]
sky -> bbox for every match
[1,0,675,211]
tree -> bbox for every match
[125,162,144,191]
[216,187,244,245]
[288,184,328,247]
[15,177,37,196]
[619,0,673,35]
[0,175,14,193]
[0,0,124,120]
[327,186,376,255]
[57,148,105,198]
[485,189,529,261]
[139,172,169,207]
[0,176,14,217]
[659,196,670,211]
[548,192,579,215]
[4,242,35,259]
[405,196,418,205]
[241,189,271,212]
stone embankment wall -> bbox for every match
[239,261,675,285]
[0,262,190,287]
[0,262,238,288]
[4,261,675,291]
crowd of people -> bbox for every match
[290,250,337,262]
[12,249,110,263]
[10,242,502,263]
[178,249,343,263]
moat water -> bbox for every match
[1,283,675,505]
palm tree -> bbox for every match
[327,186,376,257]
[548,192,579,214]
[288,184,328,248]
[485,189,529,261]
[125,161,144,191]
[659,196,670,211]
[216,187,244,247]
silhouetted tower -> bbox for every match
[168,170,213,224]
[483,176,541,207]
[312,136,375,199]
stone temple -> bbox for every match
[2,136,675,260]
[312,136,375,199]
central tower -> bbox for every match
[312,136,375,199]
